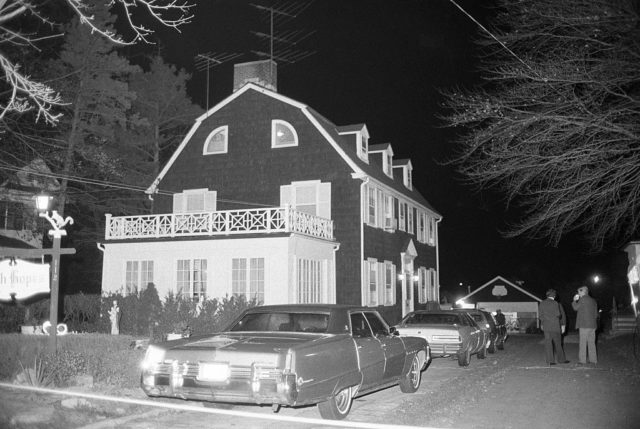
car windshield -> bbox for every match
[403,313,460,325]
[230,312,330,333]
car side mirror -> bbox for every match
[389,326,399,336]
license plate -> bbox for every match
[197,362,230,382]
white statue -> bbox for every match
[108,300,120,335]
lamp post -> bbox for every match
[36,194,74,354]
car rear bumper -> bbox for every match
[141,371,298,406]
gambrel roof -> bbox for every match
[146,83,440,217]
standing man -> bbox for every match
[572,285,598,365]
[539,289,569,366]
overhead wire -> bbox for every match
[0,164,275,208]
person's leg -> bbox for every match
[544,331,554,364]
[585,328,597,363]
[578,328,587,363]
[552,331,566,362]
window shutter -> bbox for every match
[280,185,292,208]
[205,191,217,211]
[376,189,384,228]
[173,193,185,213]
[317,182,331,219]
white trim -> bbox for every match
[147,84,311,195]
[458,275,543,303]
[203,125,228,155]
[271,119,299,148]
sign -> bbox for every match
[0,259,50,301]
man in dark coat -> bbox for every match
[572,285,598,365]
[539,289,569,366]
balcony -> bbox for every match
[105,206,334,241]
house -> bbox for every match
[0,158,60,252]
[100,60,442,322]
[455,275,542,332]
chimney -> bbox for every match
[233,59,277,92]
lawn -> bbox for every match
[0,333,146,389]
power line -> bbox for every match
[0,165,276,208]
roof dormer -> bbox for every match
[393,159,413,190]
[337,124,370,163]
[368,143,394,178]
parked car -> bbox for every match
[455,308,499,353]
[140,304,430,420]
[394,310,487,367]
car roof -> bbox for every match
[245,304,371,313]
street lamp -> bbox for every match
[36,193,73,354]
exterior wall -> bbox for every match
[101,235,335,304]
[363,221,438,324]
[147,89,364,309]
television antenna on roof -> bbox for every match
[194,51,243,111]
[250,1,316,72]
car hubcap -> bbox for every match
[335,388,351,413]
[410,358,420,386]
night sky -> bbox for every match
[144,0,630,307]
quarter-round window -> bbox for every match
[272,120,298,148]
[203,126,228,155]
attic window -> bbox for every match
[358,133,369,162]
[203,126,228,155]
[272,120,298,148]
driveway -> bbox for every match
[2,333,639,428]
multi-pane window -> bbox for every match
[232,258,265,303]
[203,125,228,154]
[363,259,396,307]
[384,195,394,230]
[430,268,438,301]
[418,211,427,243]
[365,258,378,306]
[428,216,436,246]
[417,267,438,303]
[176,259,207,300]
[368,185,377,225]
[173,189,217,213]
[294,184,317,216]
[418,267,428,303]
[399,202,406,231]
[384,261,395,305]
[272,120,298,147]
[125,260,153,295]
[297,259,322,303]
[280,181,331,219]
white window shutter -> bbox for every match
[280,185,292,208]
[317,182,331,219]
[377,263,384,306]
[205,191,217,211]
[173,193,185,213]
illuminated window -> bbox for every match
[272,120,298,148]
[203,126,228,154]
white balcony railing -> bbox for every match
[105,206,334,241]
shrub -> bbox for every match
[64,293,101,332]
[42,349,87,386]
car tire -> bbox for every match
[478,343,487,359]
[399,354,422,393]
[317,386,353,420]
[457,347,471,367]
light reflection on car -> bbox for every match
[394,310,488,367]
